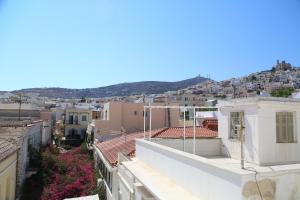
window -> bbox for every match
[230,112,244,139]
[82,115,87,121]
[134,111,138,115]
[276,112,297,143]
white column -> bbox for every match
[143,106,146,139]
[183,107,186,152]
[193,107,196,155]
[149,107,152,141]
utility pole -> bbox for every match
[18,93,22,121]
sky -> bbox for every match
[0,0,300,91]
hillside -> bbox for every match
[12,76,209,99]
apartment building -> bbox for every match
[65,108,92,140]
[0,140,18,200]
[118,97,300,200]
[88,102,180,141]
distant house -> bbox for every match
[65,108,92,140]
[87,102,180,141]
[0,140,18,200]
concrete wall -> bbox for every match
[0,152,17,200]
[242,169,300,200]
[95,102,180,137]
[42,121,51,146]
[219,99,300,166]
[151,138,222,157]
[257,102,300,165]
[27,122,43,150]
[135,140,243,200]
[129,139,300,200]
[219,104,260,164]
[16,134,29,194]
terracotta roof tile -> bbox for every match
[0,140,18,162]
[152,127,218,138]
[96,127,218,166]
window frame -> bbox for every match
[276,111,297,143]
[229,111,244,140]
[81,115,87,122]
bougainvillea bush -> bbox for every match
[41,146,96,200]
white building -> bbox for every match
[93,127,218,200]
[65,108,92,139]
[119,98,300,200]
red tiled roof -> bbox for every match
[96,127,218,166]
[96,129,164,166]
[0,140,18,162]
[152,127,218,138]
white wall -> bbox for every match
[151,138,222,157]
[135,140,243,200]
[219,99,300,166]
[132,139,300,200]
[257,103,300,165]
[218,104,260,164]
[42,121,51,146]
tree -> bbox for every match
[271,87,295,98]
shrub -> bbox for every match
[41,146,97,200]
[271,86,295,98]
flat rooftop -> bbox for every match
[123,158,199,200]
[204,156,300,175]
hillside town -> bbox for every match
[0,61,299,200]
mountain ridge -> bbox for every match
[10,76,209,99]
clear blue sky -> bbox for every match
[0,0,300,91]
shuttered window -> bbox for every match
[276,112,297,143]
[230,112,243,139]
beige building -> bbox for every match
[65,108,92,139]
[0,121,44,196]
[0,140,18,200]
[88,102,180,141]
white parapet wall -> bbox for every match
[127,139,300,200]
[150,138,222,157]
[134,139,243,200]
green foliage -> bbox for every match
[90,183,106,200]
[28,145,42,168]
[271,87,295,98]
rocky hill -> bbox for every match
[12,76,209,99]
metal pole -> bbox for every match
[241,112,245,169]
[144,107,146,139]
[193,107,196,155]
[183,107,186,152]
[149,107,152,141]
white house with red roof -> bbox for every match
[119,98,300,200]
[93,126,218,200]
